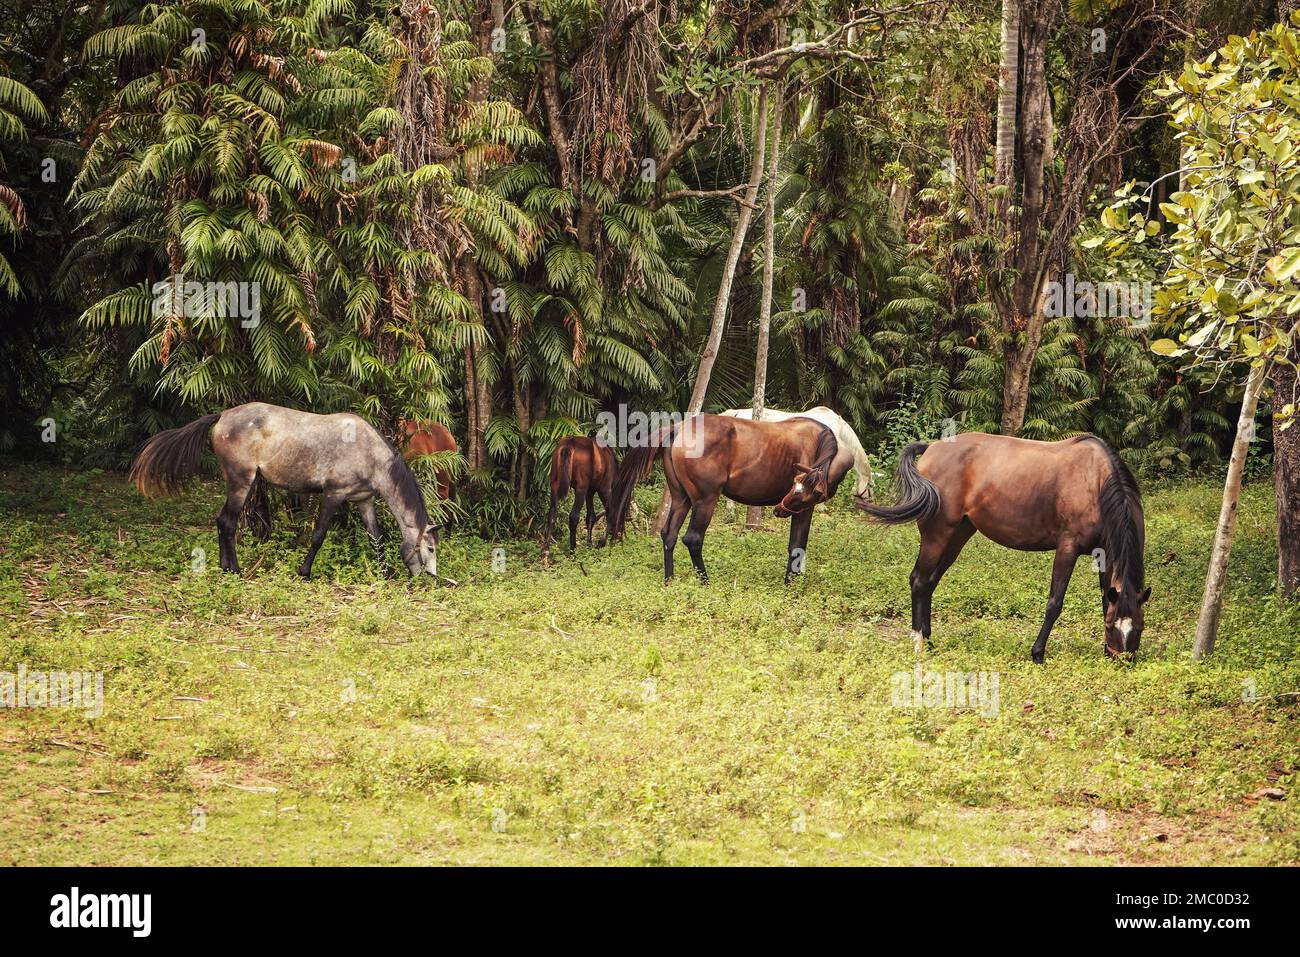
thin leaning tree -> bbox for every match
[747,83,784,530]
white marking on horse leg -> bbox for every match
[912,630,926,655]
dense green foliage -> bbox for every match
[0,0,1290,527]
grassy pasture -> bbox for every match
[0,464,1296,865]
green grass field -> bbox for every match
[0,464,1296,865]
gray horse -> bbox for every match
[129,402,439,579]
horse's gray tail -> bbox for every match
[856,442,940,525]
[128,413,220,498]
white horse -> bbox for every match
[720,406,872,501]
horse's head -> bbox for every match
[400,523,440,577]
[774,462,829,517]
[1103,581,1151,658]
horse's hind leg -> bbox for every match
[1030,541,1082,664]
[542,489,559,559]
[909,518,974,654]
[585,488,598,546]
[215,471,255,575]
[298,494,345,580]
[595,481,613,547]
[682,495,717,583]
[567,487,584,552]
[661,486,691,582]
[356,498,392,579]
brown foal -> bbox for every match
[543,436,619,557]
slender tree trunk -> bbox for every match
[461,3,495,473]
[460,256,491,470]
[1193,363,1268,660]
[1275,3,1300,599]
[747,87,782,529]
[993,0,1020,210]
[653,86,770,532]
[512,377,531,501]
[996,1,1052,435]
[1274,359,1300,598]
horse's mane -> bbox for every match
[1075,434,1144,594]
[809,422,838,486]
[387,450,430,527]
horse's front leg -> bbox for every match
[682,496,718,583]
[785,509,813,583]
[355,498,392,579]
[1030,542,1081,664]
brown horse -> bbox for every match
[611,414,844,583]
[543,436,618,557]
[399,419,458,507]
[859,432,1150,662]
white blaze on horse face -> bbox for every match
[1116,617,1133,650]
[794,481,804,493]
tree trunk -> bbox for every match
[460,255,491,471]
[996,1,1052,435]
[1274,360,1300,598]
[461,4,495,473]
[653,86,770,532]
[1193,363,1268,661]
[993,0,1020,209]
[999,333,1035,435]
[747,86,782,529]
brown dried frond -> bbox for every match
[567,0,663,186]
[0,185,27,230]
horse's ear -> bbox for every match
[1139,586,1152,604]
[793,463,812,473]
[1105,586,1119,606]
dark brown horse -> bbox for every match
[611,414,844,583]
[543,436,618,558]
[859,432,1150,662]
[399,419,458,523]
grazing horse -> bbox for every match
[720,405,873,501]
[399,419,458,524]
[859,433,1150,662]
[129,403,440,580]
[542,436,618,558]
[611,414,844,583]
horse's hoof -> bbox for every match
[1031,651,1045,665]
[298,570,312,580]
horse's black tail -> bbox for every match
[856,442,940,525]
[128,413,220,498]
[554,442,574,501]
[609,422,677,537]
